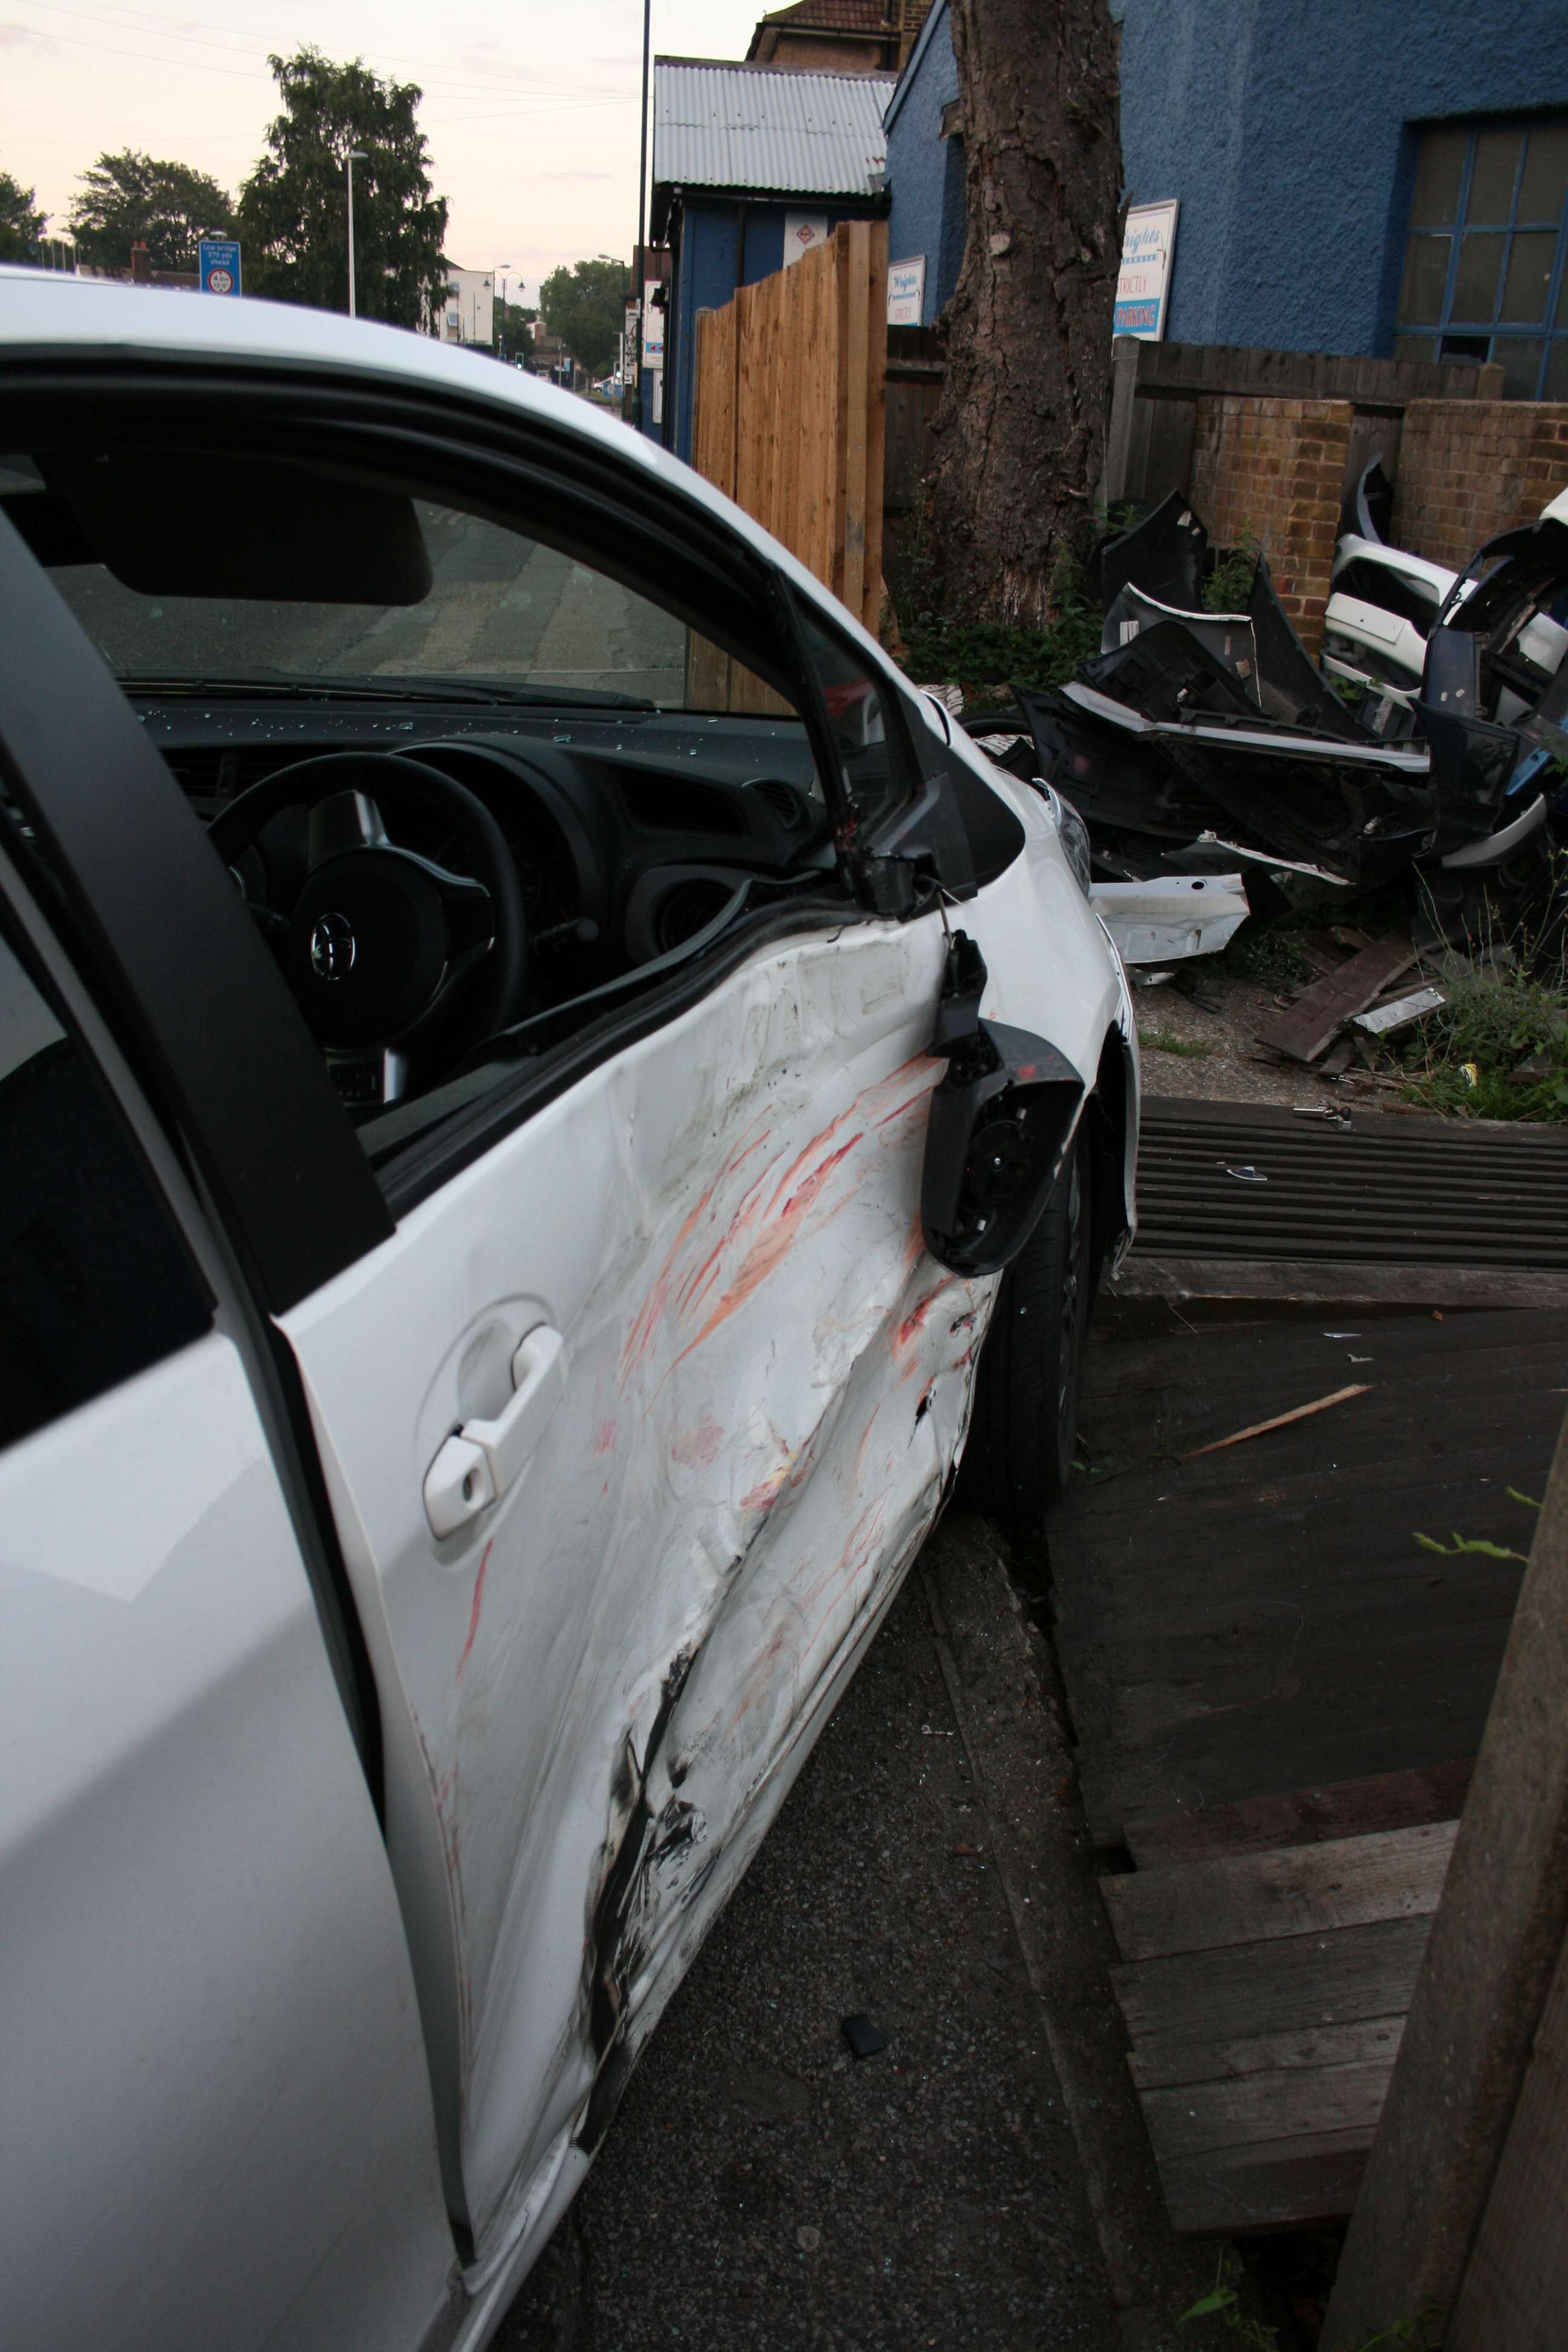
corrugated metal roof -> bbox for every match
[653,59,894,197]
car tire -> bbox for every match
[961,1125,1094,1527]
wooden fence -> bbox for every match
[1103,335,1506,514]
[691,219,887,640]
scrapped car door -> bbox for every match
[281,889,994,2264]
[0,912,452,2352]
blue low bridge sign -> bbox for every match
[199,240,241,297]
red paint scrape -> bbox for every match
[457,1540,493,1681]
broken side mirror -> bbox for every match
[920,932,1085,1278]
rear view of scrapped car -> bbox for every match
[0,270,1135,2352]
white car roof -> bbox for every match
[0,266,895,678]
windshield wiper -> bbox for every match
[119,670,658,711]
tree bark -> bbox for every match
[927,0,1122,627]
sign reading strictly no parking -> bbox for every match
[198,239,242,298]
[1113,200,1177,339]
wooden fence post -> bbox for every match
[1103,332,1142,508]
[1321,1408,1568,2351]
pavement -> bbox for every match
[495,1512,1217,2352]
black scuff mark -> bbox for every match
[575,1644,708,2155]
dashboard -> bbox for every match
[142,695,837,1010]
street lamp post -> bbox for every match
[345,148,367,318]
[496,269,512,359]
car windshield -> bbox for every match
[2,459,753,711]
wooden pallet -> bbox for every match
[1103,1809,1458,2233]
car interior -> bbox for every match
[0,434,901,1169]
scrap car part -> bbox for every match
[1088,871,1249,965]
[1086,488,1209,615]
[1100,580,1258,684]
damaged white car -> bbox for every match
[0,270,1136,2351]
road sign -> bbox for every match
[199,239,242,298]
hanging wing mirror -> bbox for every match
[920,932,1085,1278]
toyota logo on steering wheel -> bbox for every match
[310,911,357,982]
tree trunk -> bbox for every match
[927,0,1122,627]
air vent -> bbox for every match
[161,748,284,809]
[747,777,803,829]
[655,878,734,952]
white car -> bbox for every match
[0,269,1137,2352]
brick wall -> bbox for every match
[1391,402,1568,571]
[1188,395,1353,653]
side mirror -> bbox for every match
[921,932,1085,1278]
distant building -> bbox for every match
[650,57,892,459]
[745,0,929,76]
[884,0,1568,396]
[437,266,495,347]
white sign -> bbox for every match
[641,278,664,367]
[1114,199,1179,340]
[887,255,926,326]
[783,211,830,267]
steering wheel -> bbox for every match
[208,751,528,1108]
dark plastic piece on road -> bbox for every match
[1087,488,1209,615]
[840,2014,889,2060]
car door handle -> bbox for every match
[423,1325,566,1537]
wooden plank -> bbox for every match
[1141,2056,1394,2163]
[1103,1823,1457,1962]
[1109,1258,1568,1310]
[1161,2128,1371,2235]
[1111,1914,1432,2060]
[1129,2013,1406,2092]
[1254,938,1419,1063]
[1448,1927,1568,2350]
[1125,1763,1474,1869]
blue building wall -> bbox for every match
[884,0,963,326]
[884,0,1568,355]
[1120,0,1568,353]
[661,195,884,461]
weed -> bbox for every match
[1399,957,1568,1123]
[1204,526,1261,615]
[1139,1028,1216,1058]
[884,475,1102,698]
[1224,923,1316,989]
[1180,2250,1435,2348]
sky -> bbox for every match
[1,0,768,302]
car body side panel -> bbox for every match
[0,1332,454,2352]
[283,836,1125,2265]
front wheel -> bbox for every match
[961,1126,1094,1527]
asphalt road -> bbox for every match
[495,1515,1212,2352]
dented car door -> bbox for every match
[280,903,992,2275]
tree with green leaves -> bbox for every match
[239,48,448,327]
[538,257,628,380]
[497,300,535,367]
[68,152,234,275]
[0,170,47,262]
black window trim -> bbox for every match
[0,501,395,1315]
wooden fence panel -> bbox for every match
[690,220,886,645]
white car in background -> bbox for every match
[0,267,1136,2351]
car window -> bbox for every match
[1,460,776,716]
[0,916,211,1450]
